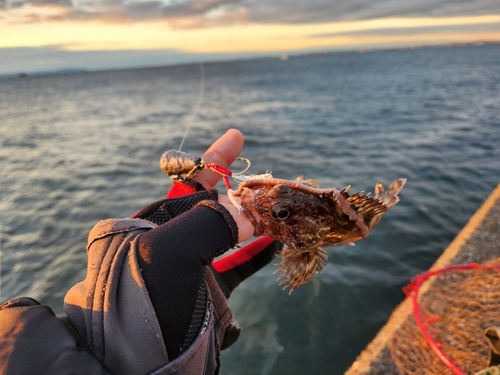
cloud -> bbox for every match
[4,0,248,25]
[31,0,72,6]
[2,0,499,26]
[247,0,500,24]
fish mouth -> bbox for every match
[238,186,265,237]
[241,205,264,237]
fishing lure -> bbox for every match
[160,150,251,189]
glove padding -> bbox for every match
[132,189,218,225]
[133,180,281,360]
[165,180,283,296]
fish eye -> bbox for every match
[271,204,292,219]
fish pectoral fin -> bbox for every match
[275,246,328,294]
[330,190,370,237]
[345,192,389,232]
[297,219,329,249]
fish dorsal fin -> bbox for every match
[340,185,351,197]
[296,176,321,188]
[347,193,388,220]
[345,179,406,230]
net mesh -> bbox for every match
[389,258,500,375]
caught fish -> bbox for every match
[160,150,405,293]
[228,176,406,293]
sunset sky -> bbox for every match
[1,0,499,74]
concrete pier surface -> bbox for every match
[345,183,500,375]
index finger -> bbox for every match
[193,129,244,189]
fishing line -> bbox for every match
[178,61,205,152]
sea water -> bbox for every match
[1,44,499,374]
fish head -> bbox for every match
[239,183,331,250]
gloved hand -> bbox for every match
[131,129,282,360]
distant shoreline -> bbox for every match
[2,40,499,79]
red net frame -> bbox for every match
[400,263,500,374]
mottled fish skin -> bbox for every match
[235,177,406,292]
[159,148,406,292]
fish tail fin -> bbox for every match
[375,178,406,209]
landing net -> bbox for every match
[389,259,500,374]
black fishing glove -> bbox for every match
[131,180,282,359]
